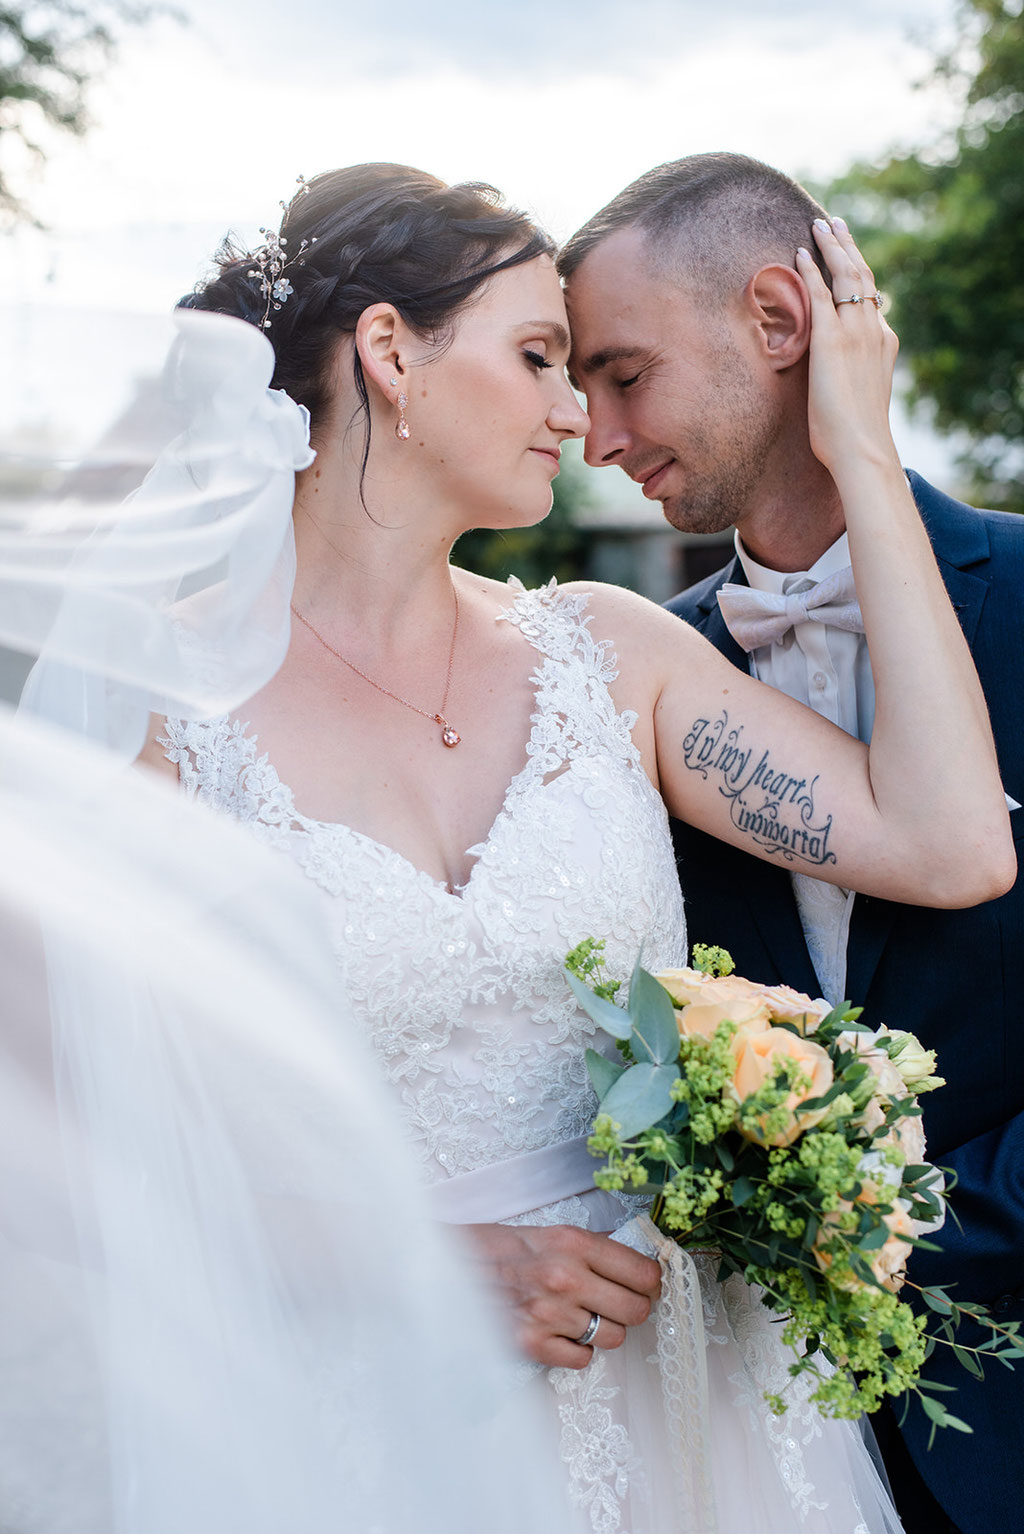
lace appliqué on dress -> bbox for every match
[551,1349,643,1534]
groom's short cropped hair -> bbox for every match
[557,152,830,299]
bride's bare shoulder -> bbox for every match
[559,579,703,651]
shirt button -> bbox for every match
[812,671,828,691]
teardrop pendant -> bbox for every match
[437,717,460,748]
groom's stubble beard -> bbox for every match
[658,334,784,538]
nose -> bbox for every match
[582,397,630,469]
[549,378,590,440]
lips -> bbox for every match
[636,459,673,497]
[530,447,561,470]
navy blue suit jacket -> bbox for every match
[666,473,1024,1534]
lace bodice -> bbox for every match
[162,579,687,1187]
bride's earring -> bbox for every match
[389,377,410,442]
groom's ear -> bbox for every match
[744,265,811,372]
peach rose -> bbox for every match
[757,984,831,1035]
[656,969,829,1039]
[877,1113,927,1168]
[732,1027,834,1147]
[870,1204,915,1292]
[655,968,751,1008]
[675,997,774,1041]
[814,1200,914,1293]
[839,1030,906,1102]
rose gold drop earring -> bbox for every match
[390,377,410,441]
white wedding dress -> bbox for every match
[162,577,903,1534]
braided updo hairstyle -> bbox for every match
[180,164,555,474]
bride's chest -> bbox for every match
[293,748,678,959]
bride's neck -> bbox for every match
[290,455,460,646]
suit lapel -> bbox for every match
[937,560,989,649]
[746,869,822,997]
[692,556,753,672]
[846,478,992,1003]
[846,896,897,1006]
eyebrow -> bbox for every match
[513,320,571,353]
[574,344,651,378]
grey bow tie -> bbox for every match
[717,567,864,652]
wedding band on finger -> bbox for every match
[575,1312,602,1347]
[835,292,883,308]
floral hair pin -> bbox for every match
[247,174,317,330]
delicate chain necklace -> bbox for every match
[290,588,462,748]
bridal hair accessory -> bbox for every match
[835,292,883,308]
[575,1312,602,1347]
[290,587,462,747]
[248,174,317,330]
[389,376,411,441]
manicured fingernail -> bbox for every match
[796,246,810,259]
[833,215,848,231]
[813,218,830,231]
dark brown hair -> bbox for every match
[181,164,554,481]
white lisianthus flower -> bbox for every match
[885,1031,946,1093]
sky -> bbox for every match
[2,0,970,480]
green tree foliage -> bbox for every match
[452,451,593,586]
[0,1,152,221]
[829,1,1024,508]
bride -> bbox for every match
[112,161,1010,1531]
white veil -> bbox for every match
[1,307,572,1532]
[12,308,306,758]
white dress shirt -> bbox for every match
[732,531,875,1004]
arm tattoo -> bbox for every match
[682,711,837,868]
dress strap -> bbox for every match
[502,576,616,677]
[500,577,642,767]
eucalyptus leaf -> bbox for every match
[857,1224,892,1252]
[941,1413,973,1434]
[585,1047,626,1101]
[627,963,681,1065]
[564,968,633,1039]
[600,1062,678,1139]
[952,1345,985,1380]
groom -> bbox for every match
[559,153,1024,1534]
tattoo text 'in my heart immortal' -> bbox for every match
[683,712,837,868]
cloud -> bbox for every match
[194,0,948,84]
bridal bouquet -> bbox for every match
[565,939,1022,1437]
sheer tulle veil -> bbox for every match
[1,308,572,1532]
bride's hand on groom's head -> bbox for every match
[461,1222,662,1370]
[797,217,900,481]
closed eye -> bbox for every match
[617,373,641,390]
[524,349,554,370]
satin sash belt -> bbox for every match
[429,1134,600,1224]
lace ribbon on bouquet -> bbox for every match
[613,1216,718,1533]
